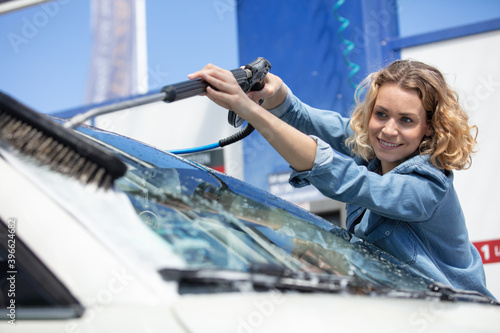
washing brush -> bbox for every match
[0,91,127,190]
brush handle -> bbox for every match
[161,68,249,103]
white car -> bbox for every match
[1,113,499,333]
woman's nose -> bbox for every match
[382,118,398,136]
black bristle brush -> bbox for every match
[0,92,127,190]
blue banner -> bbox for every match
[237,0,398,201]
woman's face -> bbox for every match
[368,83,431,174]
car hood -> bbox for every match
[171,291,499,333]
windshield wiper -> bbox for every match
[158,266,382,295]
[159,267,500,305]
[428,282,499,305]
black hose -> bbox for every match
[219,123,255,147]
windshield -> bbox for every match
[77,126,431,293]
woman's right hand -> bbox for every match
[188,64,256,120]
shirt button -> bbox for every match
[385,231,390,236]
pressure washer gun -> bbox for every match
[64,57,271,153]
[161,57,271,128]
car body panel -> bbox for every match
[173,293,500,333]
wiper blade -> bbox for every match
[159,267,360,295]
[160,268,500,305]
[428,282,500,305]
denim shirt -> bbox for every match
[269,86,494,298]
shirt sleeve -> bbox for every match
[289,137,450,222]
[268,85,355,157]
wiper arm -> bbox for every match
[160,267,500,305]
[428,282,500,305]
[159,267,364,295]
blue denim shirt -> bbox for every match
[269,87,494,298]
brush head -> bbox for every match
[0,92,127,190]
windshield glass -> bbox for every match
[78,126,431,292]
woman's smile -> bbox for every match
[377,138,401,149]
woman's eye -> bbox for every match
[401,117,413,124]
[375,111,386,118]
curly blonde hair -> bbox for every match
[346,59,477,171]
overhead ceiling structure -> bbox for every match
[0,0,51,15]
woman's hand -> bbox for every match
[188,64,255,120]
[189,64,288,115]
[189,63,316,172]
[247,72,287,110]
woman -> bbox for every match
[189,59,494,298]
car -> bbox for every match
[1,108,499,333]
